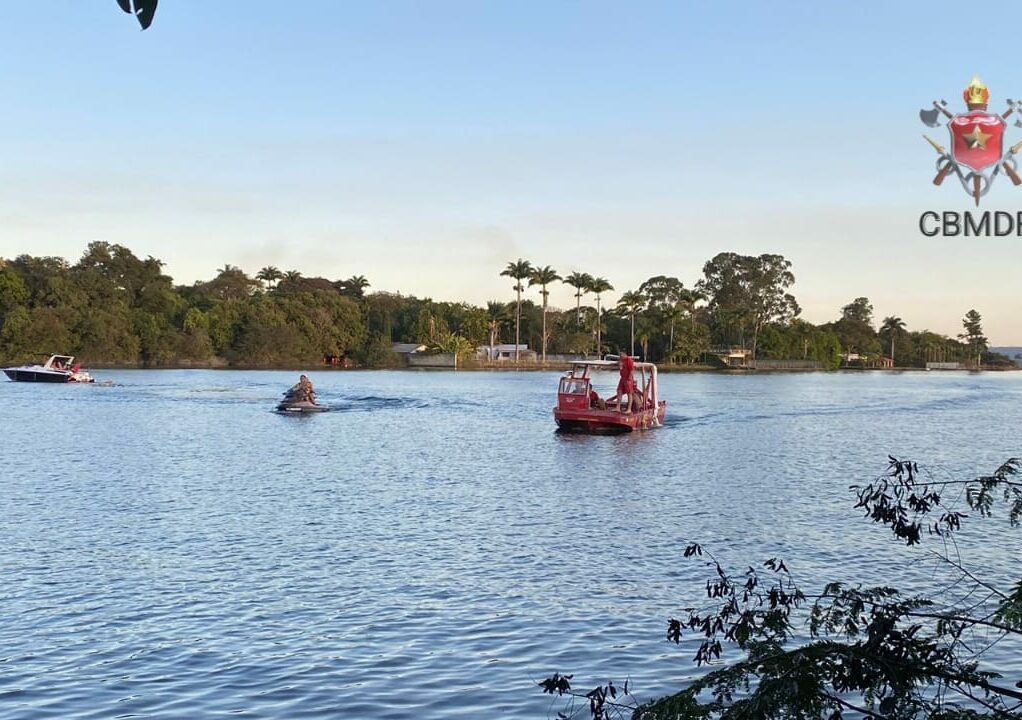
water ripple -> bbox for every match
[1,369,1020,717]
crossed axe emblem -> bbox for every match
[920,99,1022,205]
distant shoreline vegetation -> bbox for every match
[0,243,1015,371]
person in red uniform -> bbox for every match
[613,355,636,413]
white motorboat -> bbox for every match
[3,354,95,383]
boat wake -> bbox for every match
[320,395,429,412]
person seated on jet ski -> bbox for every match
[291,374,316,403]
[299,375,316,402]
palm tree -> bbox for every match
[662,288,706,362]
[588,277,613,356]
[528,265,560,363]
[791,318,814,360]
[682,288,706,331]
[256,266,283,289]
[430,332,475,370]
[210,264,258,300]
[563,272,594,326]
[500,259,533,362]
[340,274,371,298]
[880,316,906,366]
[636,315,654,362]
[485,301,509,350]
[616,290,646,357]
[283,270,303,283]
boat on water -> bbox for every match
[3,354,95,383]
[553,356,665,433]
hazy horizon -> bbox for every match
[2,2,1020,342]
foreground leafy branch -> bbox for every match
[852,456,1022,545]
[538,674,638,719]
[541,457,1022,719]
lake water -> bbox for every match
[1,369,1020,718]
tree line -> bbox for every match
[0,243,1010,368]
[494,254,1006,370]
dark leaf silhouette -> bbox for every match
[117,0,158,30]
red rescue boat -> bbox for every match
[553,356,665,433]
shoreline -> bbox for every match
[64,363,1021,374]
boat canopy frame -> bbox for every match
[42,354,76,369]
[560,356,660,416]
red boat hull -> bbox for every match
[554,401,666,433]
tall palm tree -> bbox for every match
[636,315,653,362]
[616,290,646,357]
[528,265,560,363]
[682,288,706,331]
[588,277,614,356]
[563,272,594,326]
[881,316,906,366]
[662,288,706,362]
[256,266,283,289]
[660,303,687,362]
[500,259,533,362]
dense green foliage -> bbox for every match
[0,244,1009,369]
[0,244,368,367]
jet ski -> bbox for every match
[276,386,329,413]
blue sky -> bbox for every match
[1,2,1020,341]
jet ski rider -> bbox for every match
[292,374,316,404]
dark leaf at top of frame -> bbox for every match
[117,0,158,30]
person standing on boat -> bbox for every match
[612,355,636,413]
